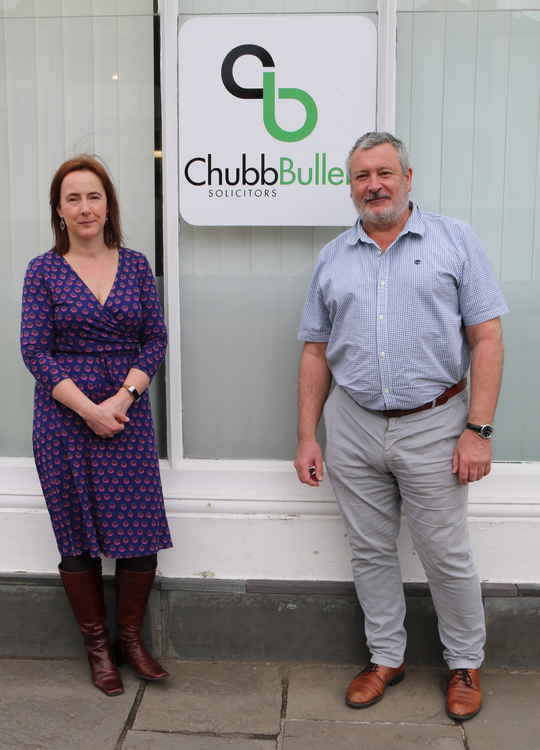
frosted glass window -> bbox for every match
[180,223,347,459]
[178,3,375,459]
[0,8,161,456]
[397,9,540,459]
[180,2,540,461]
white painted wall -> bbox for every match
[1,459,540,582]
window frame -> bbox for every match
[156,0,540,541]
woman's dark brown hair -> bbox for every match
[50,155,123,255]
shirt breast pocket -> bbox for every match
[434,274,458,306]
[407,268,457,306]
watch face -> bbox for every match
[480,424,494,438]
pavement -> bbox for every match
[1,659,539,750]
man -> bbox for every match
[294,132,507,721]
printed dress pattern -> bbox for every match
[20,247,173,558]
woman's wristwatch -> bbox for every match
[122,384,141,401]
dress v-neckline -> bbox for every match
[60,247,122,309]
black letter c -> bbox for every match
[185,157,206,186]
[221,44,275,100]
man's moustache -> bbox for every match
[365,194,391,202]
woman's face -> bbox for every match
[57,170,108,245]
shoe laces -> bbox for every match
[361,662,379,674]
[350,663,379,680]
[453,669,473,687]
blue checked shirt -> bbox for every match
[298,205,509,410]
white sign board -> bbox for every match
[178,15,377,226]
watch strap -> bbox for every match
[122,384,141,401]
[466,422,494,439]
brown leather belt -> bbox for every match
[376,378,467,418]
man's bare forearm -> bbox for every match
[297,343,331,442]
[454,319,504,484]
[467,327,504,425]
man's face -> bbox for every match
[349,143,412,229]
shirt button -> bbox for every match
[380,352,385,357]
[378,314,384,320]
[380,281,385,286]
[384,388,389,393]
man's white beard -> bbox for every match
[360,194,409,228]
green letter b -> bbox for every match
[262,71,317,143]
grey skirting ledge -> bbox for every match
[165,580,533,598]
[2,574,540,666]
[1,574,538,597]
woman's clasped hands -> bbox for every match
[83,390,133,438]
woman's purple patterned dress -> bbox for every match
[20,247,173,559]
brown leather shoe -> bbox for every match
[446,668,482,721]
[345,662,405,708]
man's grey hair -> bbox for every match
[346,132,410,175]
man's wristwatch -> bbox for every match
[122,384,141,401]
[466,422,495,440]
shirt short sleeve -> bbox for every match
[297,254,332,342]
[457,224,509,326]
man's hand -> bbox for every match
[452,429,492,484]
[294,439,324,487]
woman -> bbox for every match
[20,155,172,696]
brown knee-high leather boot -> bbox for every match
[60,566,124,696]
[115,567,169,680]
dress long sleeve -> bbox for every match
[133,255,168,380]
[20,256,70,389]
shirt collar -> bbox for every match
[345,202,426,246]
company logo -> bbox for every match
[221,44,318,143]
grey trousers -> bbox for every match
[324,385,485,670]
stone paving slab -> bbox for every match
[0,659,139,750]
[283,720,464,749]
[133,661,282,736]
[464,671,540,750]
[287,665,451,725]
[124,731,275,749]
